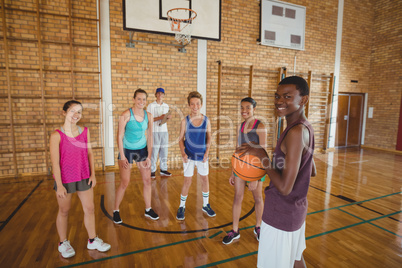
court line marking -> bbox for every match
[59,236,206,268]
[208,231,222,239]
[100,195,255,234]
[0,180,43,232]
[58,225,256,268]
[308,191,402,215]
[196,210,402,268]
[305,210,401,240]
[61,192,401,267]
[196,250,258,268]
[309,186,401,222]
[338,208,402,238]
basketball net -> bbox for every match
[167,8,197,45]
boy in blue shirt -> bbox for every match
[176,91,216,220]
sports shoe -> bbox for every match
[222,230,240,245]
[176,207,185,220]
[113,211,122,224]
[160,170,172,177]
[145,208,159,220]
[151,172,156,179]
[87,237,111,252]
[254,226,261,241]
[202,204,216,217]
[58,240,75,258]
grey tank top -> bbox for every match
[238,119,260,146]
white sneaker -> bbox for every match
[87,237,111,252]
[58,240,76,258]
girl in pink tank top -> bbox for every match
[49,100,110,259]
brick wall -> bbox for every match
[1,0,400,178]
[339,0,374,94]
[109,1,199,169]
[108,0,339,167]
[364,0,402,149]
[336,0,401,149]
[0,0,102,178]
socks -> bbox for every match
[113,210,119,213]
[179,195,187,207]
[179,193,209,208]
[202,192,209,207]
[89,238,95,243]
[145,207,151,212]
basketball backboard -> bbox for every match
[123,0,221,41]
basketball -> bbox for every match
[231,153,267,181]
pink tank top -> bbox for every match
[55,127,90,184]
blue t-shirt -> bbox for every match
[184,115,208,161]
[123,108,148,150]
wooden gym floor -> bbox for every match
[0,147,401,267]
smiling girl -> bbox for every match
[113,89,159,223]
[222,97,267,245]
[50,100,111,258]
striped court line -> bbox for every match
[196,210,402,268]
[0,180,43,232]
[338,208,402,238]
[59,191,401,267]
[59,236,206,268]
[308,191,401,215]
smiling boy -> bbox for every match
[237,76,316,268]
[176,91,216,220]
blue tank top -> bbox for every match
[184,115,208,161]
[123,108,148,150]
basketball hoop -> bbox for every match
[167,8,197,45]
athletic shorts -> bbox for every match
[234,172,266,182]
[118,146,148,163]
[183,159,209,177]
[54,178,92,194]
[257,221,306,268]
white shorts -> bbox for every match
[183,159,209,177]
[257,221,306,268]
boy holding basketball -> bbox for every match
[176,91,215,220]
[237,76,316,268]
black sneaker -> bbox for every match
[176,207,185,220]
[113,211,122,224]
[160,170,172,177]
[222,230,240,245]
[151,172,156,179]
[202,204,216,217]
[145,208,159,220]
[254,226,261,241]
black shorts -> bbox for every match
[54,178,92,194]
[118,146,148,163]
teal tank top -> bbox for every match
[123,108,148,150]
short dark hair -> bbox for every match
[279,76,309,96]
[187,91,203,105]
[241,97,257,108]
[134,88,148,99]
[63,100,82,112]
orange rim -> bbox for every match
[167,8,197,22]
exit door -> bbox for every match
[335,93,364,147]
